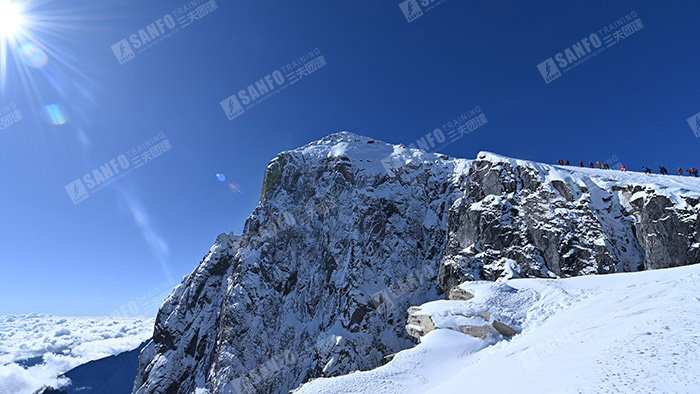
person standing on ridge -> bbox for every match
[565,160,570,166]
[596,161,601,168]
[679,167,684,176]
[620,164,627,172]
[659,166,668,175]
[643,167,651,174]
[589,162,594,168]
[580,160,584,167]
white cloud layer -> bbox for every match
[0,314,154,394]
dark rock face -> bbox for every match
[134,133,464,394]
[133,233,240,394]
[628,193,700,270]
[439,154,700,291]
[133,134,700,394]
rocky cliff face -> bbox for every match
[133,132,700,394]
[133,233,240,394]
[439,153,700,291]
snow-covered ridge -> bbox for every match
[282,132,469,184]
[477,150,700,207]
[133,132,700,394]
[274,132,700,204]
[286,133,700,207]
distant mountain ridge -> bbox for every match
[37,342,146,394]
[132,132,700,393]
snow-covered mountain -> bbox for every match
[133,132,700,394]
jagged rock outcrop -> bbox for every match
[438,153,700,291]
[133,132,700,394]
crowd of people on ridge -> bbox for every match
[556,159,699,177]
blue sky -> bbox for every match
[1,0,699,316]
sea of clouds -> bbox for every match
[0,314,154,394]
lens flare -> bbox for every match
[43,103,67,125]
[216,173,226,182]
[0,0,25,38]
[17,42,47,68]
[228,183,242,193]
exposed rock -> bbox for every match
[458,324,491,339]
[133,233,240,394]
[438,152,700,291]
[624,193,700,270]
[492,321,518,337]
[448,287,475,301]
[407,306,422,315]
[476,311,491,321]
[406,313,436,339]
[405,309,496,340]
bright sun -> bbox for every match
[0,0,25,38]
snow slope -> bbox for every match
[297,264,700,394]
[0,315,153,394]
